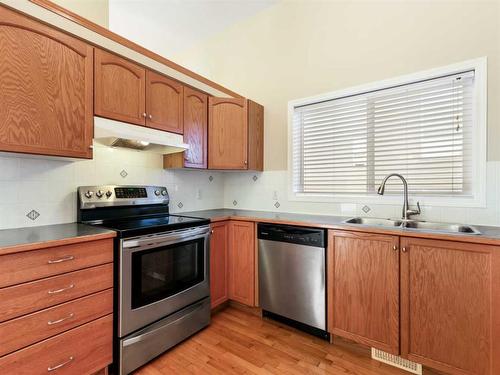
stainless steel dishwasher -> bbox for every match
[258,223,328,339]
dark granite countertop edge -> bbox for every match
[180,209,500,246]
[0,223,116,255]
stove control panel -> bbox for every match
[78,185,169,209]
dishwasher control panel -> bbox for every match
[257,223,326,248]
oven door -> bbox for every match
[119,225,210,337]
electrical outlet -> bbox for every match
[196,189,201,199]
[272,190,278,200]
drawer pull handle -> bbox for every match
[47,313,74,325]
[47,356,74,371]
[48,284,74,294]
[47,255,74,264]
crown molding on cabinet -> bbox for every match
[0,0,242,99]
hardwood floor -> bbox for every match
[134,306,440,375]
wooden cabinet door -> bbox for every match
[400,237,500,375]
[94,49,146,126]
[183,87,208,168]
[146,71,183,133]
[208,98,248,169]
[0,7,93,158]
[248,100,264,171]
[228,221,255,306]
[328,230,400,354]
[210,222,228,309]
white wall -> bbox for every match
[51,0,109,28]
[173,0,500,226]
[0,145,224,230]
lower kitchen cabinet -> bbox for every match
[0,237,114,375]
[400,237,500,375]
[210,222,229,309]
[328,230,400,354]
[228,221,255,306]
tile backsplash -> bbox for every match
[223,162,500,227]
[0,144,224,230]
[0,145,498,230]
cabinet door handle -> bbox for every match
[244,160,248,165]
[148,114,153,119]
[393,245,398,251]
[47,313,74,325]
[47,356,74,371]
[402,247,407,253]
[47,284,74,294]
[47,255,74,264]
[142,112,147,118]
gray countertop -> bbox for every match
[3,208,500,254]
[180,209,500,245]
[0,223,116,255]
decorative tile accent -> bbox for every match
[362,205,371,213]
[177,202,183,209]
[252,175,258,182]
[274,202,280,208]
[233,200,238,206]
[120,169,128,178]
[26,209,40,221]
[208,175,214,182]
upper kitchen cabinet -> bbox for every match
[400,237,500,375]
[163,87,208,169]
[208,98,264,171]
[0,7,94,159]
[94,49,146,126]
[247,100,264,171]
[208,98,248,169]
[183,87,208,168]
[146,71,184,134]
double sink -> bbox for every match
[344,217,481,235]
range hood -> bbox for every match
[93,116,189,154]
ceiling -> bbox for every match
[108,0,277,59]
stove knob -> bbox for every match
[106,190,113,198]
[84,191,93,199]
[154,190,161,196]
[161,190,168,196]
[96,190,104,198]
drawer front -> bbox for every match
[0,314,113,375]
[0,263,113,322]
[0,238,113,288]
[0,289,113,356]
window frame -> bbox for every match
[287,57,487,208]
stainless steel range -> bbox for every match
[77,185,211,375]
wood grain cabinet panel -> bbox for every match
[228,221,255,306]
[0,263,113,323]
[0,238,113,288]
[0,289,112,357]
[183,87,208,168]
[146,71,184,133]
[208,98,248,169]
[0,6,93,158]
[210,222,229,309]
[0,314,112,375]
[94,48,146,126]
[400,237,500,375]
[328,230,400,354]
[247,100,264,171]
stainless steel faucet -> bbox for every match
[377,173,421,220]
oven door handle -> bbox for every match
[123,225,210,250]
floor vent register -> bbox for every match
[371,348,423,374]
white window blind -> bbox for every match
[292,71,475,196]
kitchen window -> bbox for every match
[289,58,487,207]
